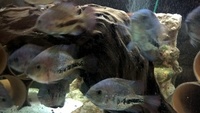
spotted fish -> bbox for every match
[86,78,160,113]
[25,44,97,84]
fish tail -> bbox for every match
[82,55,98,73]
[82,7,96,31]
[144,95,161,108]
[142,95,160,113]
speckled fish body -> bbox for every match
[0,83,13,110]
[35,2,96,35]
[86,78,160,113]
[128,9,162,61]
[25,44,97,84]
[185,6,200,47]
[25,44,78,83]
[8,44,45,73]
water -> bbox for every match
[1,0,200,113]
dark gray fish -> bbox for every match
[38,80,67,108]
[8,44,45,73]
[86,78,160,113]
[0,82,13,110]
[185,6,200,47]
[37,70,79,108]
[25,44,97,84]
[128,9,163,61]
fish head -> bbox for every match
[8,48,29,73]
[131,9,158,30]
[8,44,44,73]
[26,60,49,83]
[86,78,131,110]
[185,21,200,47]
[25,50,53,84]
[86,84,113,109]
[0,83,13,110]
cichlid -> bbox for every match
[8,44,45,73]
[35,2,96,35]
[38,79,68,108]
[86,78,160,113]
[128,9,163,61]
[185,6,200,47]
[25,44,97,84]
[37,71,78,108]
[0,83,13,110]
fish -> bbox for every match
[38,79,68,108]
[185,6,200,47]
[0,43,7,74]
[128,9,163,61]
[0,82,13,110]
[37,70,78,108]
[1,75,30,110]
[25,44,98,84]
[35,2,96,35]
[8,44,45,73]
[86,78,161,113]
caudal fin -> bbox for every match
[144,95,161,108]
[82,55,98,73]
[143,95,161,113]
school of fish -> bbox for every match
[1,1,200,113]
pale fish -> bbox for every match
[35,2,96,35]
[25,44,97,84]
[8,44,45,73]
[128,9,163,61]
[86,78,160,113]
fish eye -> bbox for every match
[47,89,51,93]
[13,57,19,62]
[1,98,6,102]
[37,20,42,24]
[141,15,148,20]
[96,90,102,95]
[36,64,41,70]
[77,9,82,15]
